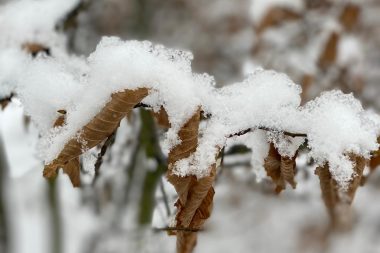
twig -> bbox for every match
[47,179,62,253]
[224,145,251,156]
[216,147,225,181]
[153,227,202,233]
[134,102,151,109]
[159,177,171,217]
[227,126,307,138]
[92,130,117,185]
[59,0,92,31]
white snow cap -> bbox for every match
[0,0,79,48]
[28,37,214,163]
[302,90,379,189]
[2,35,378,190]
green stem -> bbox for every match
[138,109,167,225]
[47,179,62,253]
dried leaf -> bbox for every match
[166,109,216,253]
[62,157,80,187]
[318,32,339,69]
[300,74,314,104]
[315,154,366,230]
[264,143,285,193]
[264,143,298,193]
[46,109,80,187]
[22,43,50,56]
[152,106,170,128]
[44,88,149,181]
[339,3,360,31]
[257,7,301,34]
[53,110,67,128]
[281,155,297,189]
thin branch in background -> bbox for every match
[138,108,168,225]
[224,145,251,156]
[159,176,171,217]
[216,147,226,181]
[60,0,92,31]
[92,130,117,186]
[47,179,62,253]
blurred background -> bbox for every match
[1,0,380,252]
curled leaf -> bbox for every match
[43,88,149,182]
[167,109,216,253]
[315,154,366,230]
[264,143,297,193]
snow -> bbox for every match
[302,90,379,189]
[23,37,212,163]
[337,35,363,67]
[0,0,80,48]
[0,49,30,98]
[173,68,302,178]
[172,69,379,189]
[1,35,379,189]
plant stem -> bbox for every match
[47,179,62,253]
[138,109,167,225]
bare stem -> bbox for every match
[92,131,117,186]
[227,126,307,138]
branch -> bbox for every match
[134,102,151,109]
[153,227,202,233]
[227,126,307,138]
[159,177,171,217]
[92,130,117,185]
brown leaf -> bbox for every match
[264,144,298,193]
[300,74,314,104]
[152,106,170,128]
[166,109,216,253]
[318,32,339,69]
[257,7,301,34]
[62,157,81,187]
[315,154,366,230]
[281,154,297,189]
[22,43,50,56]
[264,144,285,193]
[339,3,360,31]
[53,110,67,127]
[44,88,149,181]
